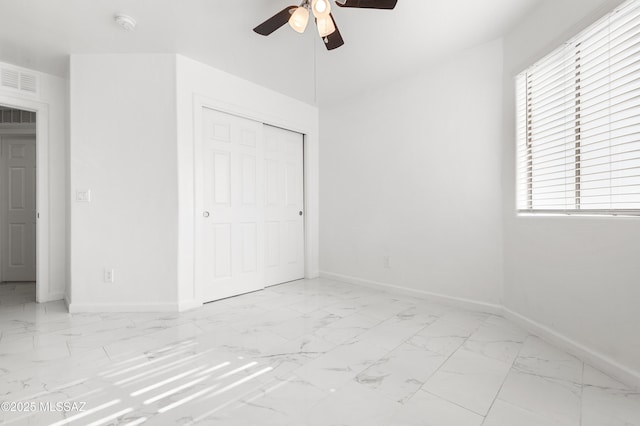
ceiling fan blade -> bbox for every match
[253,6,297,36]
[322,14,344,50]
[335,0,397,9]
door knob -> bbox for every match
[299,211,303,216]
[203,211,210,218]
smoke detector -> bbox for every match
[114,14,137,31]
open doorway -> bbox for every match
[0,106,37,306]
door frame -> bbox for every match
[0,95,50,303]
[193,95,315,304]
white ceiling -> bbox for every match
[0,0,542,105]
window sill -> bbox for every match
[517,209,640,218]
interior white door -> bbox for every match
[201,108,264,302]
[1,135,36,282]
[264,125,305,286]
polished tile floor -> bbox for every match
[0,279,639,425]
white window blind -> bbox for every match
[516,0,640,215]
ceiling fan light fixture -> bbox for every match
[311,0,331,18]
[255,0,397,50]
[289,6,310,33]
[316,15,336,37]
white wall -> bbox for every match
[175,55,320,309]
[69,54,179,311]
[320,39,504,307]
[502,0,640,381]
[66,53,319,312]
[0,64,67,302]
[46,72,68,301]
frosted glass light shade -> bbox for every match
[316,15,336,37]
[289,7,310,33]
[312,0,331,18]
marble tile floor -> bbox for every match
[0,282,36,311]
[0,278,638,425]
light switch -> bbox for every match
[76,190,91,202]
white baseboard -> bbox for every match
[319,271,503,315]
[45,292,65,303]
[319,270,640,390]
[178,300,202,312]
[503,307,640,390]
[305,270,321,280]
[68,302,180,313]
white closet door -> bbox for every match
[1,136,37,282]
[202,108,264,302]
[264,125,305,286]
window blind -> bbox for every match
[516,0,640,215]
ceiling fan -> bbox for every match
[253,0,398,50]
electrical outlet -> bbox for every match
[76,189,91,202]
[383,256,391,269]
[104,268,115,283]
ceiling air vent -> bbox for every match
[1,68,20,90]
[0,66,39,96]
[19,73,37,93]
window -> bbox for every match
[516,0,640,215]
